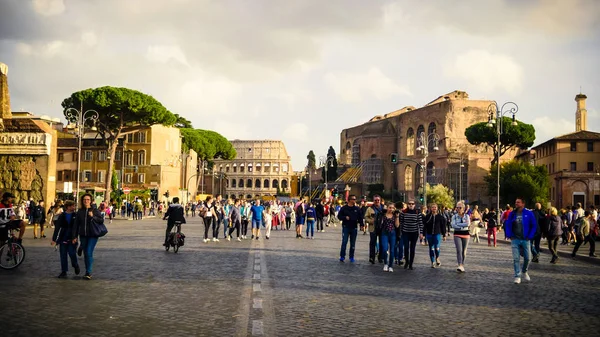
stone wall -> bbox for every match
[0,156,45,203]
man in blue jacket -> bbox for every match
[504,198,538,284]
[337,195,364,263]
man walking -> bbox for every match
[364,195,384,264]
[315,199,325,233]
[504,197,538,284]
[531,203,546,262]
[337,195,364,263]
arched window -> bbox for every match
[232,179,237,188]
[416,125,425,153]
[247,179,252,188]
[428,122,437,152]
[273,179,279,188]
[255,179,261,188]
[405,165,413,191]
[246,194,252,199]
[239,194,244,200]
[415,164,422,192]
[281,179,288,189]
[427,161,435,185]
[264,179,270,188]
[351,139,360,167]
[239,179,244,188]
[137,150,146,166]
[406,128,415,156]
[345,141,352,164]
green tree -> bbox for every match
[180,128,236,162]
[306,150,316,170]
[62,86,177,201]
[485,160,550,207]
[422,183,455,209]
[174,114,193,129]
[321,146,339,183]
[465,117,535,165]
[111,169,119,191]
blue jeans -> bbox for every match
[530,234,541,257]
[306,220,315,237]
[395,233,404,261]
[511,239,531,278]
[59,242,79,273]
[340,226,358,259]
[381,230,396,267]
[222,218,229,237]
[427,234,442,263]
[80,236,99,275]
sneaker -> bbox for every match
[203,239,208,243]
[388,267,393,273]
[237,237,242,242]
[339,257,345,262]
[77,246,83,256]
[369,258,375,264]
[436,258,441,266]
[299,235,304,239]
[215,238,220,242]
[532,256,539,263]
[457,265,465,273]
[74,265,80,275]
[256,237,259,240]
[408,266,414,270]
[84,274,92,280]
[514,277,521,284]
[322,230,325,233]
[251,235,255,239]
[590,254,598,257]
[384,265,389,272]
[404,262,409,269]
[266,236,269,240]
[311,237,314,240]
[431,262,436,268]
[523,273,531,282]
[57,272,67,279]
[349,258,355,263]
[227,236,231,241]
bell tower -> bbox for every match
[575,93,587,132]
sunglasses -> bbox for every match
[350,198,357,201]
[408,203,415,205]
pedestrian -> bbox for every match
[295,199,306,239]
[305,202,316,239]
[484,207,498,247]
[469,205,481,243]
[74,193,105,280]
[249,199,264,240]
[399,200,423,270]
[572,211,597,258]
[360,200,369,235]
[531,203,547,263]
[162,197,185,246]
[337,195,363,263]
[395,202,407,266]
[500,204,512,239]
[504,197,538,284]
[284,202,293,230]
[202,196,217,243]
[51,200,80,278]
[315,199,325,233]
[423,203,447,268]
[31,200,46,239]
[222,199,232,239]
[364,195,384,264]
[380,202,399,272]
[47,201,64,231]
[227,199,242,242]
[546,207,563,263]
[264,205,273,240]
[0,192,27,244]
[451,201,471,273]
[241,201,250,239]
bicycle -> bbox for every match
[165,221,185,253]
[0,227,26,270]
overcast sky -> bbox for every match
[1,0,599,170]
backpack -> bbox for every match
[33,206,43,219]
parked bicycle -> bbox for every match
[0,227,26,269]
[165,221,185,253]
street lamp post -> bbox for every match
[416,131,440,209]
[319,155,335,198]
[65,105,99,210]
[487,101,519,227]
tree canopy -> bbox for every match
[62,86,177,201]
[424,183,455,209]
[485,160,550,207]
[307,150,316,170]
[180,128,236,161]
[465,117,535,165]
[321,146,339,182]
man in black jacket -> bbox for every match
[163,197,186,246]
[531,203,546,263]
[51,200,80,278]
[315,199,325,233]
[337,195,364,263]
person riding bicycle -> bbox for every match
[0,192,27,245]
[162,197,186,246]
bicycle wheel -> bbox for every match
[174,234,180,253]
[0,242,26,270]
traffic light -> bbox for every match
[419,194,424,203]
[390,153,398,163]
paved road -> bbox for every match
[1,217,600,336]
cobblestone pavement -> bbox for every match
[2,218,600,337]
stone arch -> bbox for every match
[281,179,288,189]
[406,128,414,156]
[255,179,261,188]
[273,179,279,188]
[232,179,237,188]
[264,179,270,188]
[247,179,252,188]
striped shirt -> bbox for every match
[400,210,423,234]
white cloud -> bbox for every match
[445,50,523,95]
[324,67,411,102]
[282,123,309,143]
[531,117,575,144]
[146,45,190,67]
[42,40,64,58]
[174,75,242,116]
[32,0,65,16]
[213,119,251,140]
[81,31,98,47]
[16,43,33,56]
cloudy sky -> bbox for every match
[1,0,599,170]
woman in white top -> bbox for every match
[264,205,272,240]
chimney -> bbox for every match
[0,63,11,120]
[575,93,587,132]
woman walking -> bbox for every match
[31,200,47,239]
[227,199,242,242]
[572,211,596,258]
[264,205,273,240]
[546,207,562,263]
[48,201,64,231]
[380,203,399,272]
[470,205,481,243]
[451,201,471,272]
[75,194,105,280]
[423,203,447,268]
[399,200,423,270]
[484,207,498,247]
[305,202,316,239]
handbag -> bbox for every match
[90,218,108,237]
